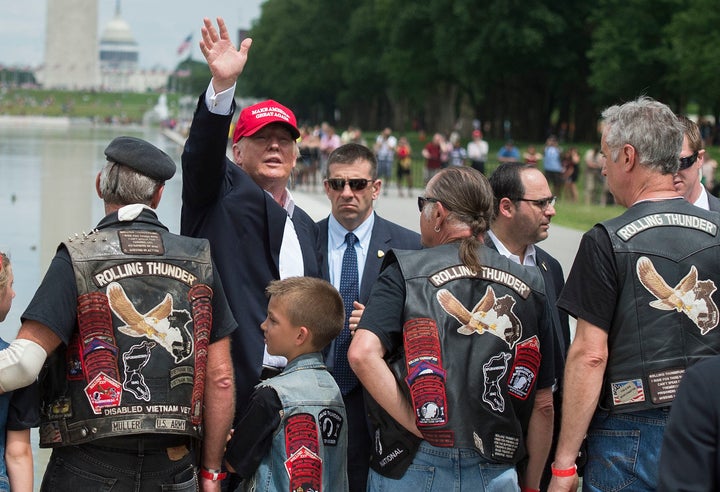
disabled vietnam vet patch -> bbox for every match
[610,378,646,406]
[507,335,541,400]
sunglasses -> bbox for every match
[679,151,699,170]
[514,196,557,211]
[325,178,373,191]
[417,196,442,212]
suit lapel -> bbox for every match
[266,194,286,276]
[361,215,390,303]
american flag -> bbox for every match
[177,34,193,56]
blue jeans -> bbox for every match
[40,440,197,491]
[367,441,518,492]
[583,408,670,492]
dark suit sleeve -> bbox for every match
[181,93,234,220]
[658,360,719,491]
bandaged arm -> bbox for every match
[0,338,48,393]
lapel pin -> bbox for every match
[377,250,385,258]
[541,261,548,271]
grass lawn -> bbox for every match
[0,87,178,122]
[395,138,627,232]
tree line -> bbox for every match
[178,0,720,142]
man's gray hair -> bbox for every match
[99,161,162,206]
[602,96,684,175]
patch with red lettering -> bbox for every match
[285,413,321,492]
[77,292,120,383]
[507,335,541,400]
[84,372,122,415]
[285,413,319,456]
[284,445,322,492]
[403,318,450,442]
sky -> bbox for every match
[0,0,265,69]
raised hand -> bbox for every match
[199,17,253,93]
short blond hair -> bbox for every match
[265,277,344,350]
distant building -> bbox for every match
[39,0,169,92]
[98,2,138,91]
[39,0,100,90]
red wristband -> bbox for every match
[551,462,577,477]
[199,467,227,481]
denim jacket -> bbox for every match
[246,352,348,492]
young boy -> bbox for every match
[224,277,349,492]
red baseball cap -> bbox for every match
[232,100,300,143]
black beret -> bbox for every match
[104,136,176,181]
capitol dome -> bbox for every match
[101,15,136,45]
[99,0,139,90]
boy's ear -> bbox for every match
[296,326,310,345]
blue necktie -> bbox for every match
[335,232,359,394]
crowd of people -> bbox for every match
[4,15,720,492]
[293,118,720,212]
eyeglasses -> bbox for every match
[417,196,442,212]
[325,178,374,191]
[514,196,557,211]
[679,151,699,170]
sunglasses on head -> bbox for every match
[679,151,699,170]
[325,178,373,191]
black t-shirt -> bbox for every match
[7,381,40,431]
[557,225,617,332]
[224,386,282,479]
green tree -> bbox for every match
[664,0,720,118]
[168,58,211,95]
[588,0,680,107]
[239,0,355,124]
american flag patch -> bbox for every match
[611,379,646,406]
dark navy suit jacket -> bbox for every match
[181,94,321,409]
[317,213,421,368]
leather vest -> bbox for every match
[247,353,348,492]
[368,243,551,476]
[39,223,215,447]
[600,199,720,413]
